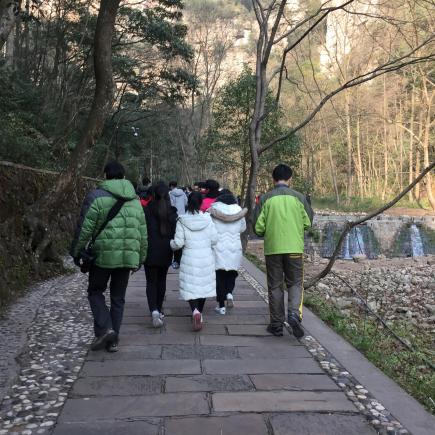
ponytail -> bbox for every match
[187,191,203,214]
[153,183,171,236]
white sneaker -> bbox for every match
[226,293,234,308]
[215,306,226,315]
[152,310,163,328]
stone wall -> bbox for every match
[312,212,435,255]
[0,161,98,308]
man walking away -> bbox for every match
[71,161,148,352]
[169,181,187,215]
[169,181,187,269]
[254,164,313,338]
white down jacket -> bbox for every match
[170,212,218,300]
[210,202,247,271]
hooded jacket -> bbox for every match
[170,212,218,301]
[169,188,188,215]
[210,202,247,271]
[70,179,148,269]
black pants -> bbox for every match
[145,265,169,313]
[88,266,130,338]
[188,298,206,312]
[173,249,182,264]
[216,270,238,308]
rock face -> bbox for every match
[0,161,96,308]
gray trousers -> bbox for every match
[88,266,130,338]
[265,254,304,328]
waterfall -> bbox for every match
[410,224,424,257]
[342,232,352,259]
[355,227,366,255]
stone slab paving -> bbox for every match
[270,413,377,435]
[51,269,379,435]
[0,259,429,434]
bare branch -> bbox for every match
[262,36,435,154]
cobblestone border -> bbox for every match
[0,271,92,435]
[239,266,411,435]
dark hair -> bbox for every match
[153,183,171,236]
[198,181,207,189]
[142,176,151,186]
[216,193,237,205]
[187,191,203,214]
[104,161,125,180]
[272,164,292,181]
[205,179,220,198]
[169,181,177,188]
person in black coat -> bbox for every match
[144,183,178,327]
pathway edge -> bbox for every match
[242,256,435,435]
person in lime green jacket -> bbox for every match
[71,161,147,352]
[254,164,313,338]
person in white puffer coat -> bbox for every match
[170,191,218,331]
[209,192,247,315]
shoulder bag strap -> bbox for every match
[90,198,128,246]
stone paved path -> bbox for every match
[52,269,376,435]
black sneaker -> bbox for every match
[266,324,283,337]
[90,329,117,351]
[106,341,119,353]
[288,313,304,339]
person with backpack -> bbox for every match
[143,183,178,328]
[170,192,218,331]
[71,161,148,352]
[209,192,247,314]
[254,164,313,338]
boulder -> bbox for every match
[352,254,367,263]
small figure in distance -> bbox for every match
[169,181,188,269]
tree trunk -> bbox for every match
[0,0,18,51]
[345,91,353,199]
[355,114,363,197]
[27,0,121,260]
[381,77,389,200]
[408,86,415,201]
[421,82,435,210]
[45,0,121,205]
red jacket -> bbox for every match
[141,197,153,207]
[200,197,216,212]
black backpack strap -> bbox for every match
[90,198,127,246]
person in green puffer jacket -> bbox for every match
[70,161,147,353]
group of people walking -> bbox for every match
[70,161,313,353]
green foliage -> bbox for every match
[185,0,247,19]
[304,294,435,414]
[0,0,195,175]
[200,66,302,196]
[312,196,430,212]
